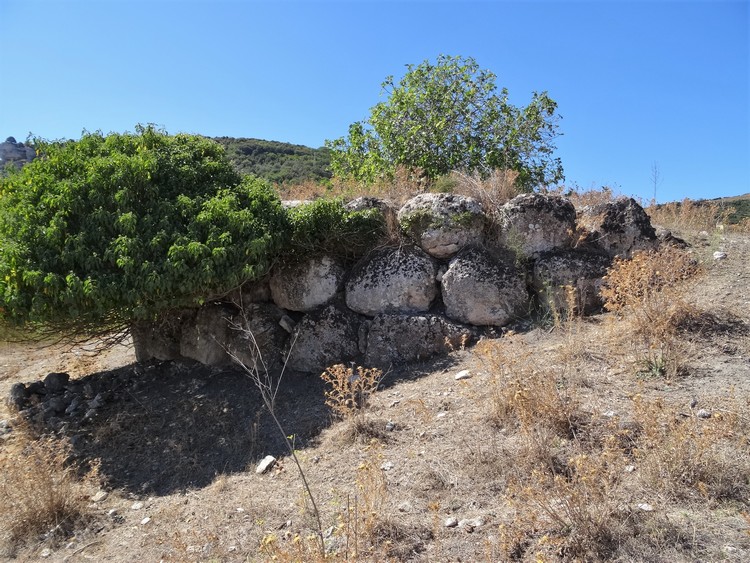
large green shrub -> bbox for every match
[0,126,289,336]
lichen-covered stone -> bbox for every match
[398,193,485,258]
[270,256,345,312]
[286,304,362,373]
[345,245,438,316]
[364,313,475,368]
[441,246,529,326]
[499,193,576,256]
[532,249,612,315]
[578,198,658,258]
[226,303,288,372]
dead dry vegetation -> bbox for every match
[1,185,749,562]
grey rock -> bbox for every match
[365,313,475,368]
[8,382,28,410]
[532,249,612,315]
[131,312,191,363]
[578,198,658,258]
[346,245,438,316]
[444,517,459,528]
[499,193,576,256]
[46,395,68,414]
[270,256,345,312]
[44,372,70,393]
[713,251,727,260]
[180,304,236,366]
[227,303,288,372]
[256,455,276,474]
[91,490,109,503]
[696,409,712,419]
[441,246,528,326]
[286,304,361,373]
[398,193,485,258]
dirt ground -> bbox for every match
[1,232,748,562]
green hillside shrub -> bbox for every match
[0,126,289,337]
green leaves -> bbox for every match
[0,127,288,336]
[326,55,564,191]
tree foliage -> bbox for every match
[213,137,332,184]
[327,55,564,191]
[0,126,289,336]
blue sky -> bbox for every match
[1,0,747,203]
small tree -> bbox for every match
[327,55,564,190]
[0,125,289,340]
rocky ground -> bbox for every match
[1,231,748,562]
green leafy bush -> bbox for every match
[0,126,289,336]
[286,198,386,262]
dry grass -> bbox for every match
[632,394,750,503]
[646,198,734,234]
[0,430,99,556]
[600,246,701,378]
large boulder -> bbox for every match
[441,246,529,326]
[131,313,192,363]
[270,256,345,312]
[180,304,237,366]
[345,245,439,316]
[498,193,576,256]
[226,303,289,372]
[286,304,362,373]
[398,193,485,259]
[578,198,658,258]
[364,313,475,368]
[532,250,612,315]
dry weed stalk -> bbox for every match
[224,329,326,556]
[321,364,383,418]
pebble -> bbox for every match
[140,517,151,525]
[40,548,52,558]
[696,409,712,419]
[454,369,472,380]
[131,501,144,510]
[385,421,396,431]
[380,461,395,471]
[713,251,727,260]
[458,517,485,531]
[256,455,276,474]
[637,503,654,512]
[91,490,109,503]
[444,517,458,528]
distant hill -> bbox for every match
[706,193,750,224]
[213,137,331,185]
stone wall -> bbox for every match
[133,193,666,373]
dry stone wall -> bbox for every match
[133,193,665,373]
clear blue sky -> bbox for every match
[1,0,747,203]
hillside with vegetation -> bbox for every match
[213,137,332,185]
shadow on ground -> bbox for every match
[28,352,465,497]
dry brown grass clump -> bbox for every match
[321,364,385,443]
[0,432,98,556]
[632,394,750,503]
[447,168,522,211]
[600,246,701,378]
[646,198,734,233]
